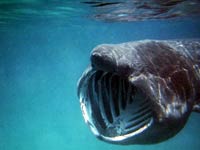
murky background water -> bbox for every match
[0,0,200,149]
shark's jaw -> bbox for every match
[78,68,153,144]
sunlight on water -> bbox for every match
[82,0,200,22]
[0,0,87,29]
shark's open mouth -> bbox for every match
[78,68,153,143]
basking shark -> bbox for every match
[77,39,200,144]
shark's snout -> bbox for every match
[91,49,117,72]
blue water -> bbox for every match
[0,1,200,150]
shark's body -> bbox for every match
[78,39,200,144]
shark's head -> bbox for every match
[78,40,198,144]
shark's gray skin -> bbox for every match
[77,39,200,145]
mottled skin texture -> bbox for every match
[78,39,200,144]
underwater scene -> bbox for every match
[0,0,200,150]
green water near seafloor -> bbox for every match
[0,1,200,150]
